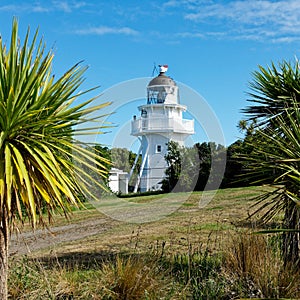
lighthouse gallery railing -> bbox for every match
[131,117,194,135]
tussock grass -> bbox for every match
[8,231,300,299]
[99,255,168,299]
[224,232,300,299]
[8,254,176,300]
[8,187,300,299]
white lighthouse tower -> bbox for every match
[130,65,194,192]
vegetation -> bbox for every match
[241,60,300,265]
[101,146,141,190]
[162,141,239,193]
[161,59,300,270]
[1,16,299,300]
[7,223,300,298]
[0,19,110,299]
[6,186,299,299]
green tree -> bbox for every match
[223,121,258,188]
[0,19,110,298]
[111,147,139,173]
[179,145,199,191]
[194,142,226,191]
[223,140,247,187]
[243,60,300,265]
[194,142,211,190]
[109,147,141,190]
[92,145,112,194]
[162,141,182,192]
[206,142,226,190]
[162,141,199,192]
[163,141,227,192]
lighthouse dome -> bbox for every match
[147,65,179,104]
[148,73,177,87]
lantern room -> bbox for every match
[147,65,179,104]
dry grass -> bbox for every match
[9,186,299,299]
[23,186,270,259]
[8,254,178,299]
[224,232,300,299]
[99,255,168,299]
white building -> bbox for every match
[130,65,194,192]
[108,168,128,194]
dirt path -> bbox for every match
[8,188,263,257]
[9,215,114,256]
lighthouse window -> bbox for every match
[157,91,167,103]
[156,144,162,153]
[141,109,147,117]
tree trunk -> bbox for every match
[282,199,300,267]
[0,206,8,300]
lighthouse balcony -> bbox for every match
[131,117,194,136]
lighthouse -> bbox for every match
[130,65,194,192]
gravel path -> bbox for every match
[9,216,113,256]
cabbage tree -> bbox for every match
[243,60,300,266]
[0,19,110,299]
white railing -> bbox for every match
[131,117,194,135]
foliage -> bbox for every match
[162,141,182,191]
[223,140,247,187]
[168,249,226,299]
[243,102,300,264]
[93,146,141,192]
[195,142,226,191]
[7,186,300,299]
[243,60,300,125]
[0,18,110,225]
[0,18,110,299]
[162,141,199,192]
[99,255,163,299]
[193,142,211,190]
[162,141,227,192]
[241,59,300,265]
[223,121,260,188]
[8,255,174,300]
[110,147,141,188]
[8,231,300,299]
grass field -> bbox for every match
[9,186,299,299]
[14,186,268,257]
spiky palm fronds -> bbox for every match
[243,60,300,265]
[244,60,300,125]
[0,18,111,226]
[245,101,300,221]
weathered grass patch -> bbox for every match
[9,186,298,299]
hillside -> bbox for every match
[11,186,271,258]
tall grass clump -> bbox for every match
[170,249,226,299]
[8,257,75,299]
[8,254,176,300]
[224,232,300,299]
[99,255,169,299]
[8,230,300,299]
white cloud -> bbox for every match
[53,1,72,13]
[182,0,300,42]
[0,1,87,13]
[52,1,87,13]
[176,31,205,38]
[0,5,19,11]
[75,26,139,36]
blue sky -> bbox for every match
[1,0,300,148]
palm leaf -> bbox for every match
[0,18,111,227]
